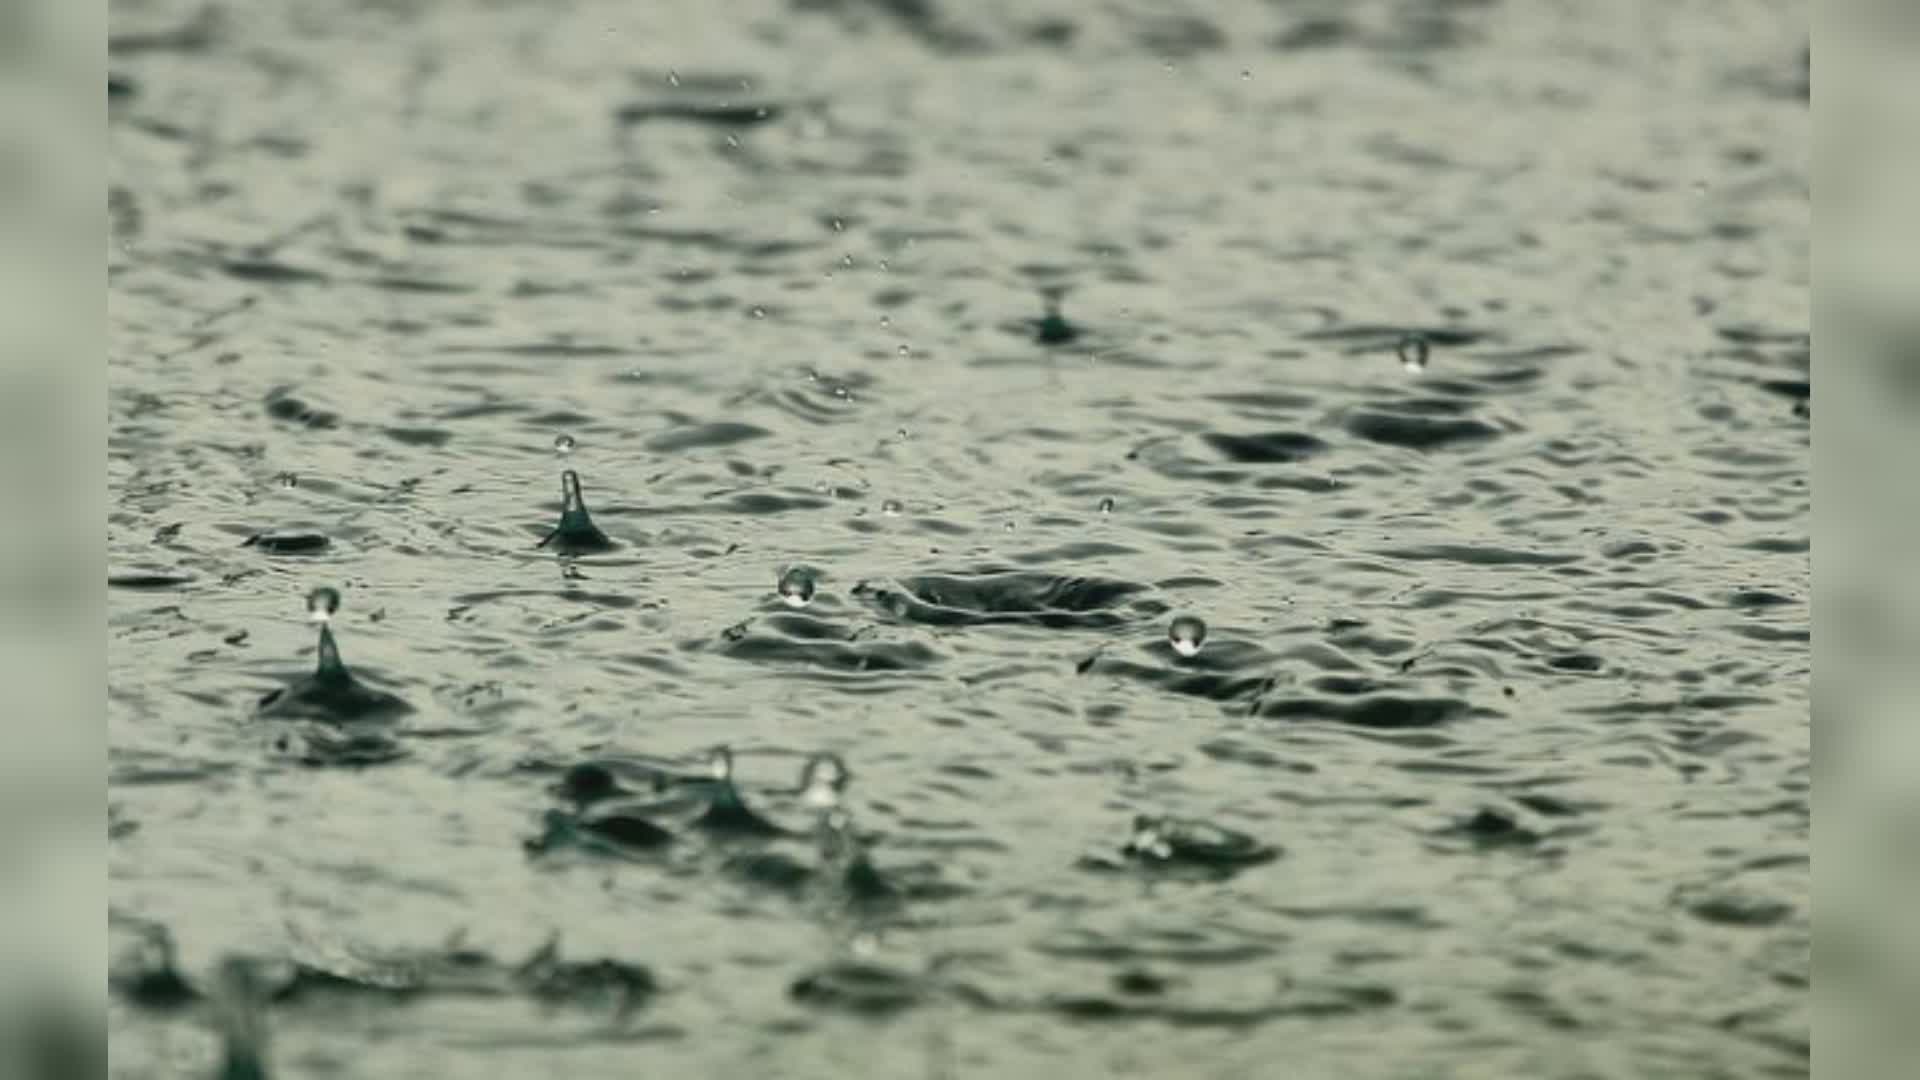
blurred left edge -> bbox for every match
[0,0,108,1077]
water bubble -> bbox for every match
[553,433,576,457]
[1168,615,1207,658]
[1098,496,1115,514]
[800,752,849,810]
[1396,334,1430,374]
[881,499,904,516]
[777,565,819,608]
[306,586,341,623]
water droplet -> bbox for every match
[880,499,904,517]
[708,745,734,782]
[897,344,911,356]
[1098,496,1116,514]
[800,752,849,809]
[894,427,909,441]
[306,586,341,623]
[1241,69,1252,80]
[831,218,845,232]
[553,433,576,457]
[725,134,740,148]
[1396,334,1430,374]
[878,315,891,328]
[666,70,680,87]
[1003,520,1016,532]
[777,565,818,608]
[841,254,855,268]
[750,306,766,319]
[276,472,299,488]
[1168,615,1207,658]
[832,385,852,401]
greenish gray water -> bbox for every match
[108,0,1807,1076]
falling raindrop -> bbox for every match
[880,499,904,516]
[667,70,680,86]
[1098,496,1115,514]
[276,472,299,488]
[553,433,576,457]
[777,565,819,608]
[708,745,734,782]
[879,315,891,329]
[306,586,341,624]
[1168,615,1207,658]
[1396,334,1430,374]
[750,306,766,319]
[897,344,911,357]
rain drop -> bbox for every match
[276,472,299,488]
[777,565,819,608]
[553,433,576,457]
[750,306,766,319]
[897,344,911,356]
[1168,615,1207,658]
[306,586,341,624]
[666,70,680,87]
[799,752,849,810]
[708,745,734,782]
[1098,496,1115,514]
[879,315,891,329]
[1240,69,1252,80]
[880,499,904,516]
[1396,334,1430,374]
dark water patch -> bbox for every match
[789,962,927,1016]
[616,101,786,128]
[1255,694,1476,729]
[1008,541,1141,565]
[855,570,1160,630]
[383,426,453,447]
[452,588,644,611]
[1078,656,1271,706]
[109,570,196,590]
[220,258,330,285]
[271,724,410,767]
[646,421,772,453]
[1345,409,1503,450]
[1375,544,1580,567]
[242,531,332,555]
[1545,653,1604,673]
[525,806,675,859]
[110,6,222,55]
[1728,589,1798,610]
[1302,324,1491,348]
[1201,430,1330,464]
[263,388,339,429]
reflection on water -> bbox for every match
[110,0,1805,1075]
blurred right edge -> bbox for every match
[1814,1,1920,1078]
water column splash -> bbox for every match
[1396,333,1430,374]
[1167,615,1208,659]
[778,565,820,608]
[537,469,615,554]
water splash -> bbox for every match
[1396,333,1430,374]
[1168,615,1208,658]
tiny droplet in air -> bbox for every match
[306,586,341,623]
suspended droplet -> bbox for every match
[1004,520,1016,532]
[881,499,904,516]
[306,586,341,624]
[777,565,818,608]
[750,306,766,319]
[276,472,299,488]
[725,134,740,148]
[841,254,855,268]
[666,70,680,86]
[1168,615,1207,658]
[1240,69,1252,80]
[708,745,734,782]
[1396,334,1430,374]
[897,344,911,356]
[1098,496,1116,514]
[878,315,891,328]
[553,433,576,457]
[831,218,845,232]
[799,752,849,810]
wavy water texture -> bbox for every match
[109,0,1805,1076]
